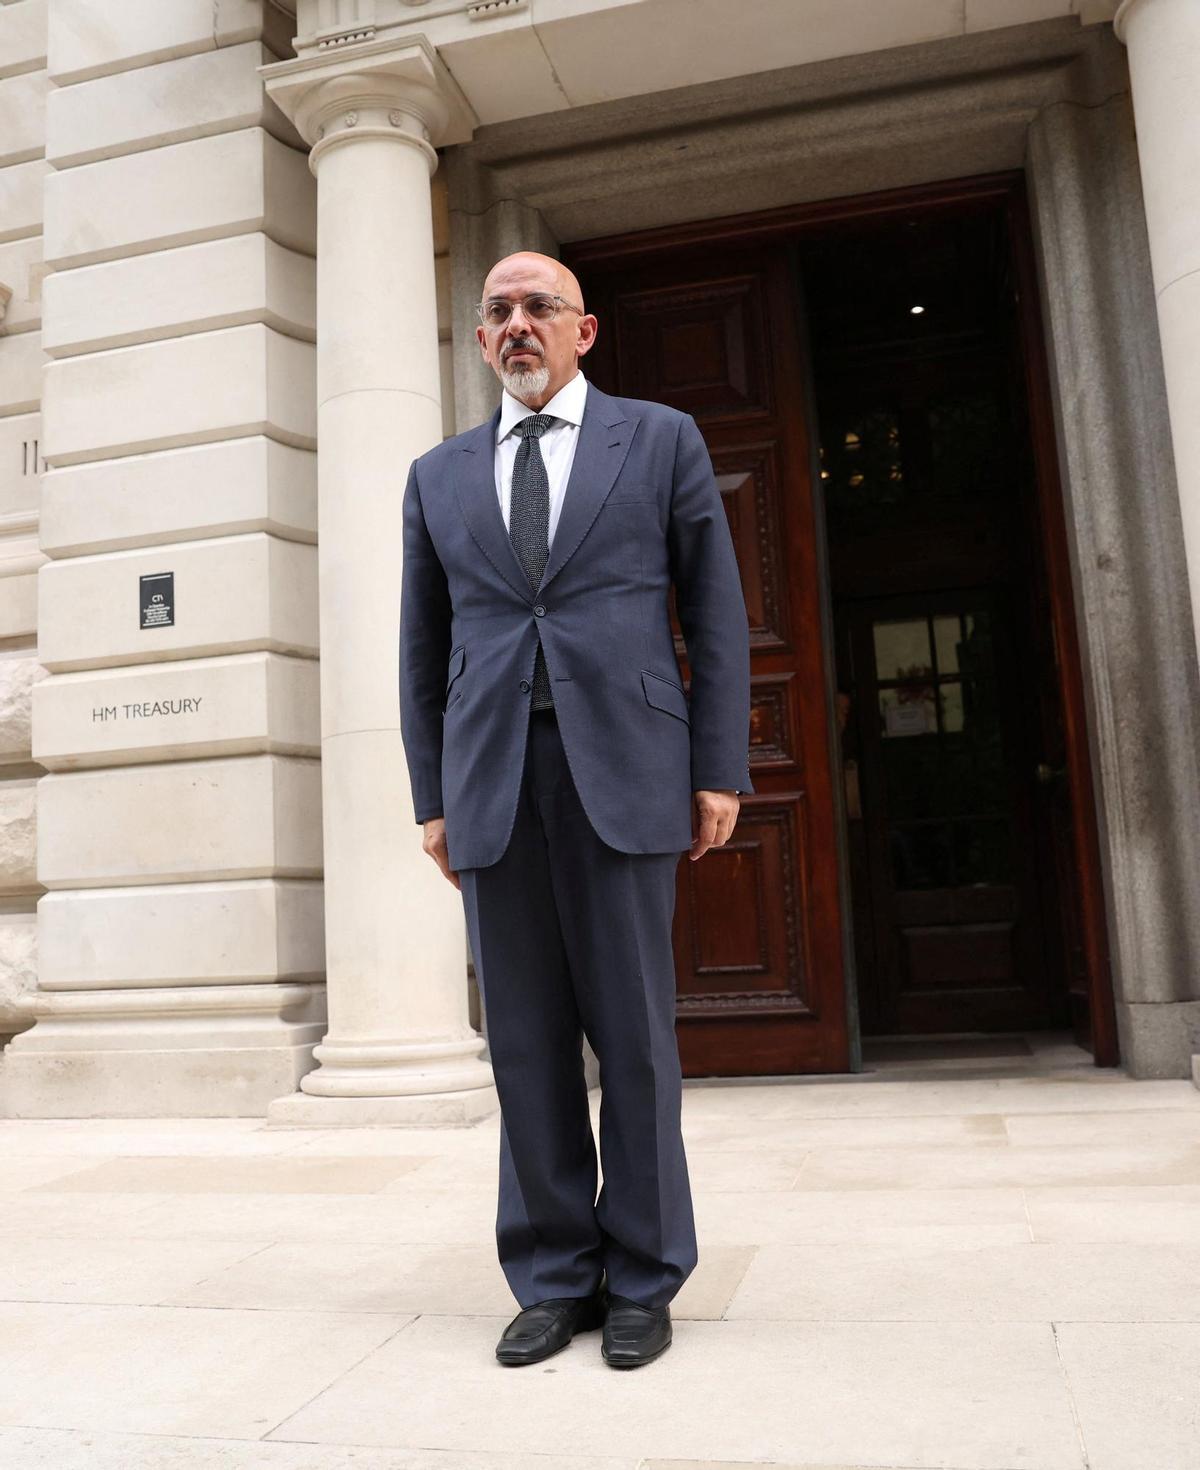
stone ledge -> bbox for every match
[0,0,46,83]
[42,235,315,359]
[0,158,48,243]
[0,235,45,335]
[43,127,314,270]
[1,1038,325,1119]
[37,753,322,888]
[34,652,320,769]
[37,532,317,673]
[0,565,39,643]
[0,329,47,416]
[40,436,316,558]
[0,412,42,523]
[36,878,324,991]
[48,0,292,87]
[47,42,302,169]
[0,69,48,170]
[41,324,315,466]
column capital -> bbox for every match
[1114,0,1151,44]
[258,34,475,175]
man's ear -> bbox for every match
[575,314,598,360]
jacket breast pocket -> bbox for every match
[444,644,465,711]
[641,668,690,725]
[605,488,657,505]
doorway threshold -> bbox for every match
[681,1030,1102,1087]
[856,1029,1097,1081]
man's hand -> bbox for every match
[690,789,740,861]
[422,817,461,890]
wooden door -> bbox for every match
[566,172,1119,1073]
[572,241,850,1075]
[841,588,1055,1033]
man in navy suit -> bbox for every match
[399,251,753,1368]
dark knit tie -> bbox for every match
[509,413,555,710]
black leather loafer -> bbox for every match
[600,1292,672,1368]
[495,1289,606,1366]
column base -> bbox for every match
[1114,998,1200,1079]
[267,1084,499,1127]
[0,983,326,1118]
[265,1032,500,1126]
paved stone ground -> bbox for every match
[1,1033,1198,1469]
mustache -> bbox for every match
[501,337,544,362]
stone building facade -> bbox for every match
[0,0,1197,1119]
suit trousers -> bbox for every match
[458,705,698,1310]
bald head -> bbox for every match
[475,250,597,410]
[482,252,586,315]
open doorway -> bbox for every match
[565,172,1118,1077]
[806,207,1079,1051]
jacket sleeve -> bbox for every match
[666,412,755,796]
[398,458,452,824]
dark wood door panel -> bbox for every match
[614,274,771,420]
[672,795,811,1007]
[712,444,791,650]
[571,240,850,1075]
[749,669,801,770]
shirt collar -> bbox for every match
[497,370,588,443]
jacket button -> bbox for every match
[533,604,546,616]
[519,680,530,692]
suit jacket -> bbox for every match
[398,377,754,871]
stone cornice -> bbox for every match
[454,17,1127,237]
[294,0,522,52]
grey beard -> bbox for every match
[500,360,551,400]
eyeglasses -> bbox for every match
[476,292,584,328]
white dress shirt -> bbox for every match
[494,370,588,549]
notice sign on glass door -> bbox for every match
[140,572,174,629]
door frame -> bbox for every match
[564,169,1119,1068]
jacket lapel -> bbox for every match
[453,405,531,600]
[536,382,637,595]
[452,381,639,601]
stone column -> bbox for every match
[1114,0,1200,1086]
[260,40,497,1124]
[1026,85,1200,1082]
[1115,0,1200,671]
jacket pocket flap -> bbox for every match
[446,644,465,688]
[641,668,690,724]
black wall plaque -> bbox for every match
[140,572,174,629]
